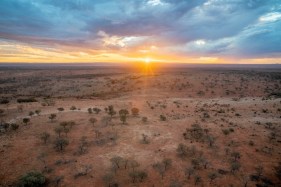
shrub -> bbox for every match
[48,114,56,122]
[119,109,129,124]
[11,123,19,131]
[54,138,69,151]
[19,171,45,187]
[70,106,76,110]
[160,115,167,121]
[89,117,97,126]
[131,108,139,116]
[40,132,50,144]
[23,118,30,125]
[57,107,64,112]
[142,117,148,123]
[87,108,92,114]
[0,99,9,104]
[17,98,37,103]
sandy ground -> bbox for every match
[0,67,280,187]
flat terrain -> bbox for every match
[0,65,280,187]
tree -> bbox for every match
[185,167,194,179]
[230,161,241,173]
[110,156,124,169]
[129,160,140,171]
[160,114,167,121]
[35,110,41,115]
[131,108,139,116]
[49,113,57,122]
[93,107,101,114]
[54,138,69,151]
[11,123,19,131]
[206,135,215,147]
[57,107,64,112]
[176,143,188,158]
[102,173,115,187]
[231,151,241,161]
[163,158,172,171]
[89,117,97,126]
[141,134,149,144]
[60,121,68,129]
[88,108,93,114]
[78,136,88,154]
[142,117,148,123]
[208,172,217,183]
[274,162,281,180]
[54,126,63,137]
[19,171,45,187]
[40,132,50,144]
[63,127,70,136]
[29,111,34,116]
[119,109,129,124]
[153,162,165,179]
[194,175,201,185]
[1,122,9,132]
[108,105,116,118]
[23,118,30,125]
[129,170,147,183]
[0,109,4,116]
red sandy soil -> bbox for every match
[0,67,280,187]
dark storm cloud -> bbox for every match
[0,0,280,58]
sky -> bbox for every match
[0,0,280,64]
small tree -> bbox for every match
[129,160,140,171]
[131,108,139,116]
[274,162,281,180]
[88,108,93,114]
[208,172,217,183]
[160,114,167,121]
[19,171,46,187]
[89,117,97,126]
[49,114,57,122]
[176,143,188,158]
[141,134,149,144]
[153,162,165,179]
[40,132,50,144]
[102,173,115,187]
[231,151,241,161]
[54,138,69,151]
[57,107,64,112]
[1,123,9,132]
[35,110,41,115]
[23,118,30,125]
[78,136,88,154]
[194,175,201,185]
[110,156,124,169]
[230,161,241,173]
[142,117,148,123]
[93,107,101,114]
[185,167,194,179]
[108,105,116,118]
[162,158,172,171]
[54,126,63,137]
[119,109,129,124]
[29,111,34,116]
[11,123,19,131]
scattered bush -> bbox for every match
[19,171,45,187]
[17,98,37,103]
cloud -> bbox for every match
[0,0,280,61]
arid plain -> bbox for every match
[0,64,280,187]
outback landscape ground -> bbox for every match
[0,64,280,187]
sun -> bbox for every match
[144,57,151,64]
